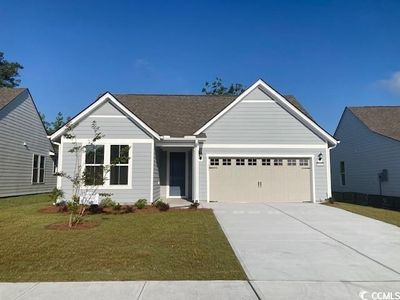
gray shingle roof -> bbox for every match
[113,93,312,137]
[0,87,26,110]
[348,106,400,141]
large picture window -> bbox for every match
[110,145,129,185]
[32,154,45,184]
[84,145,104,185]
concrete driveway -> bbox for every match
[208,202,400,300]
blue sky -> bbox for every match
[1,0,400,133]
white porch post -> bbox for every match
[192,141,199,202]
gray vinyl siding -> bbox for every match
[0,90,56,197]
[331,109,400,197]
[71,101,151,139]
[204,88,324,145]
[198,147,329,202]
[60,141,152,203]
[58,100,154,203]
[153,147,160,201]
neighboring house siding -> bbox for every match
[0,90,56,197]
[204,88,324,145]
[198,147,329,202]
[71,101,151,139]
[59,101,153,203]
[153,147,160,201]
[332,110,400,197]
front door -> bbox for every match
[169,152,186,197]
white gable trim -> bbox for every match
[50,93,160,140]
[194,79,337,146]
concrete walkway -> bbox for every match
[0,281,257,300]
[207,202,400,300]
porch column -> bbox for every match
[192,141,199,202]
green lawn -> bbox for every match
[324,201,400,227]
[0,194,246,282]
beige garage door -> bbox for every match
[209,157,312,202]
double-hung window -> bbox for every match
[84,145,104,186]
[110,145,129,185]
[32,154,45,184]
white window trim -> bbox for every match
[206,154,316,203]
[166,150,189,199]
[80,140,134,190]
[31,154,46,184]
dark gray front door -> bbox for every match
[169,152,186,197]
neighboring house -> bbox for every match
[332,106,400,200]
[0,88,56,197]
[50,79,337,203]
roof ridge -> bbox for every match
[349,105,400,108]
[113,93,236,97]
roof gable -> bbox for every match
[51,79,333,143]
[348,106,400,141]
[0,87,26,111]
[194,79,336,145]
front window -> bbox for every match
[110,145,129,185]
[84,145,104,185]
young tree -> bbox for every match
[0,52,24,88]
[202,77,246,96]
[56,121,129,228]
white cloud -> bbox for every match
[377,71,400,96]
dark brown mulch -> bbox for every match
[46,221,99,230]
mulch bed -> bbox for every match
[46,221,99,230]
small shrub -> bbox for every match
[49,188,64,203]
[112,202,121,211]
[190,202,200,209]
[125,205,134,213]
[153,198,165,208]
[88,204,103,214]
[326,197,335,204]
[158,202,170,212]
[100,194,116,208]
[135,199,147,209]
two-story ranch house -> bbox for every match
[50,79,337,203]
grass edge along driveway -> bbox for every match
[0,194,246,282]
[324,201,400,227]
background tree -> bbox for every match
[40,111,71,135]
[202,77,246,96]
[0,52,24,88]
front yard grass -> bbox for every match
[324,201,400,227]
[0,194,246,281]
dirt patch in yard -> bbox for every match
[46,221,99,230]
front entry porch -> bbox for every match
[155,142,200,202]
